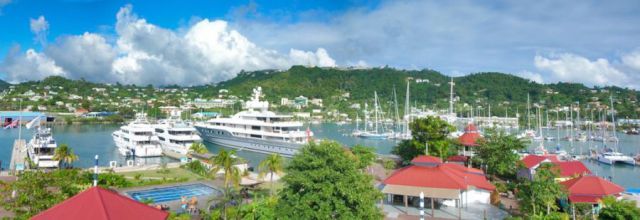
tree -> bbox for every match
[516,163,566,216]
[189,142,208,154]
[599,196,640,220]
[351,145,376,169]
[392,116,455,164]
[53,144,79,169]
[237,196,278,220]
[276,140,383,219]
[258,153,285,196]
[209,149,241,192]
[0,170,84,219]
[474,129,528,177]
[209,149,242,219]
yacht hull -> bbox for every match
[195,127,302,157]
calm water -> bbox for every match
[1,123,639,189]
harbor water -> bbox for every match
[1,123,639,189]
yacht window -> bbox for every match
[251,126,260,130]
[159,137,165,141]
[155,128,165,133]
[250,134,262,138]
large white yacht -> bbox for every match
[112,113,163,157]
[194,87,313,157]
[598,150,636,165]
[26,127,60,168]
[154,111,201,155]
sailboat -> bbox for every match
[357,91,392,139]
[597,96,634,165]
[391,82,412,140]
[519,94,536,139]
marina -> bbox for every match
[1,122,640,189]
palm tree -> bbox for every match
[53,144,79,169]
[258,153,284,196]
[189,142,208,154]
[210,149,241,190]
[208,149,241,219]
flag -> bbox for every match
[25,116,41,129]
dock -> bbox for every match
[9,139,27,174]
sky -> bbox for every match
[0,0,639,88]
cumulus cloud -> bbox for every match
[622,50,640,71]
[516,71,544,84]
[0,46,65,83]
[533,53,638,88]
[1,4,335,85]
[30,15,49,46]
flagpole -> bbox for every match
[93,155,99,186]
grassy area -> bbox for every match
[119,168,207,187]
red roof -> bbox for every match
[384,159,495,191]
[32,187,169,220]
[458,123,482,146]
[447,155,469,163]
[551,161,592,177]
[521,155,559,169]
[411,155,443,164]
[560,176,624,204]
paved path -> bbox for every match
[9,139,26,173]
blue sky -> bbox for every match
[1,0,639,87]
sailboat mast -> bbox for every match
[527,93,531,130]
[610,95,616,139]
[374,91,379,134]
[405,81,410,136]
[393,86,400,132]
[449,77,454,115]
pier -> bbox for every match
[9,139,27,174]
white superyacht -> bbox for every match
[26,127,60,168]
[194,87,313,157]
[112,113,163,157]
[154,111,202,155]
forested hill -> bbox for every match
[2,66,640,118]
[0,79,9,90]
[194,66,639,118]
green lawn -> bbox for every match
[119,168,207,187]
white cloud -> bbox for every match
[0,46,65,83]
[1,4,336,85]
[517,71,544,84]
[622,50,640,71]
[30,15,49,46]
[534,53,632,87]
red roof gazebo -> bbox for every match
[458,123,482,147]
[32,187,169,220]
[560,176,624,204]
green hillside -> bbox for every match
[197,66,640,119]
[2,66,639,120]
[0,79,9,91]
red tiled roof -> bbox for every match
[560,176,624,204]
[521,155,559,169]
[447,155,469,162]
[411,155,443,164]
[458,123,483,146]
[384,158,495,191]
[464,124,478,132]
[32,186,169,220]
[551,161,592,177]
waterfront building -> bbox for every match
[381,155,495,219]
[32,186,169,220]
